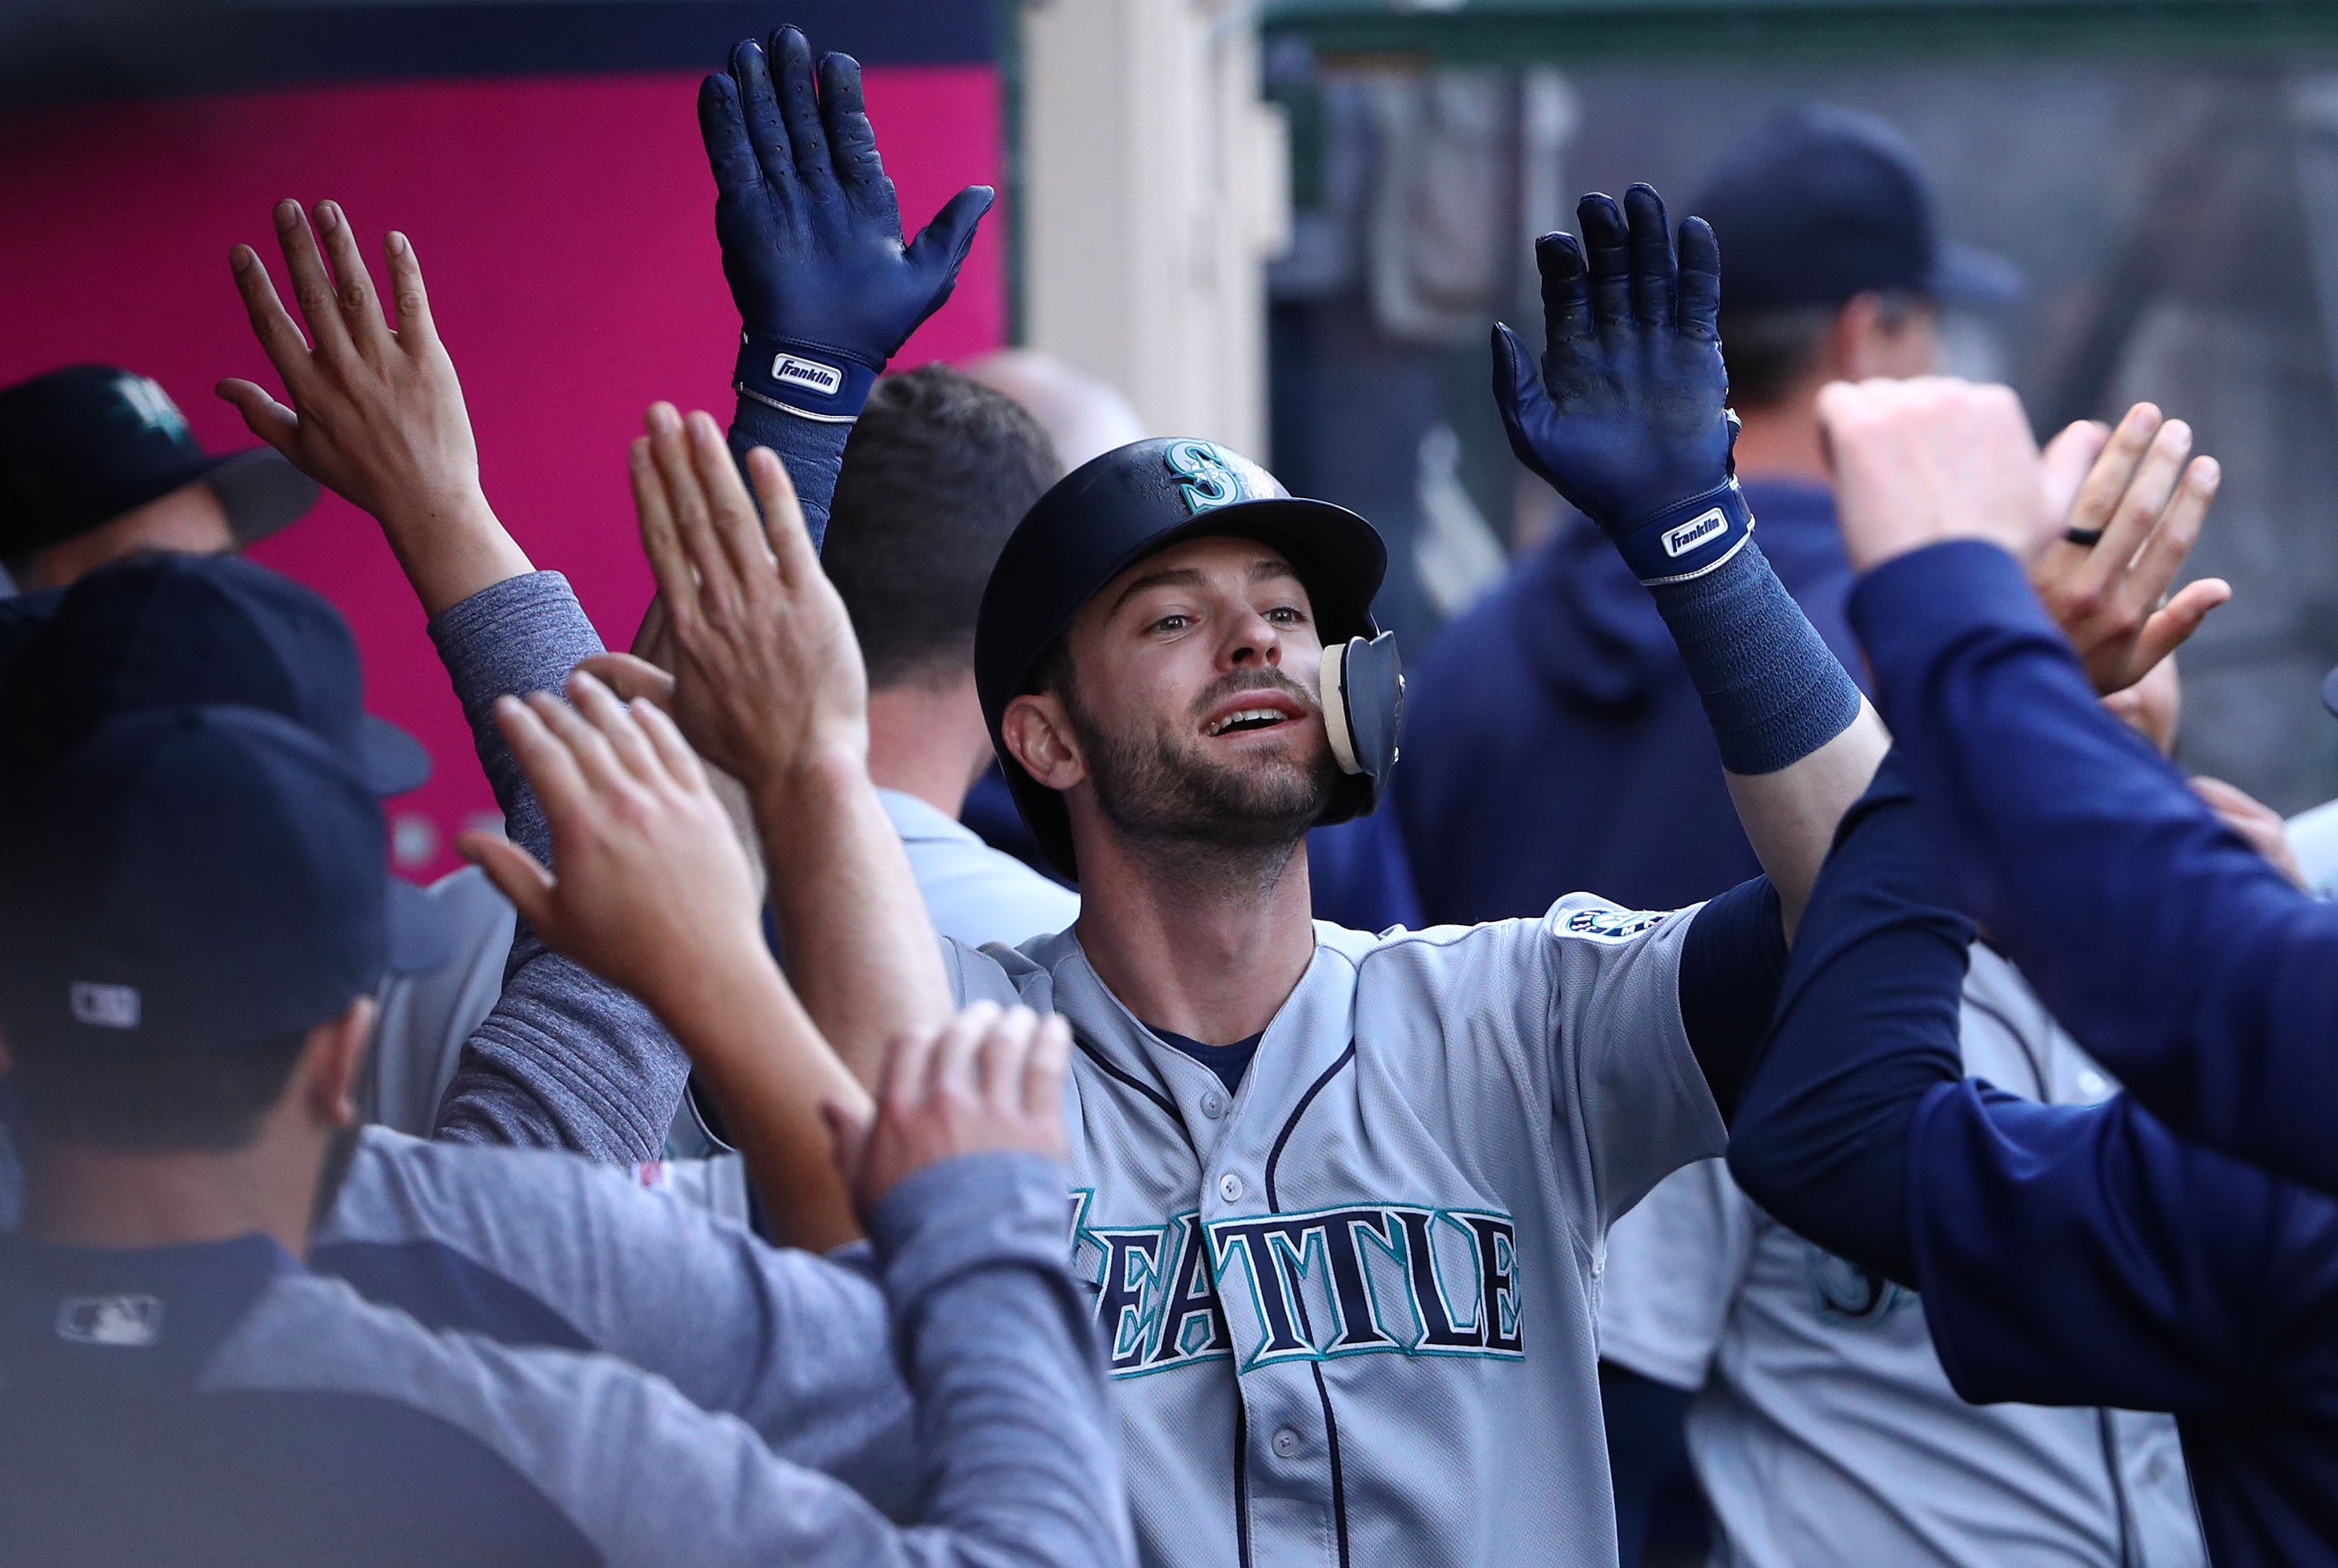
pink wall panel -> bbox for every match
[0,66,1003,874]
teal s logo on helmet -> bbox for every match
[1164,439,1253,514]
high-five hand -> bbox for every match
[2028,403,2230,696]
[704,27,993,421]
[1493,185,1742,586]
[218,200,529,615]
[617,405,868,790]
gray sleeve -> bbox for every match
[422,571,691,1162]
[1595,1157,1754,1390]
[255,1151,1132,1567]
[319,1130,916,1503]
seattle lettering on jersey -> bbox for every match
[1070,1192,1522,1379]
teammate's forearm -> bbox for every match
[1726,754,1973,1286]
[1852,540,2338,1198]
[650,954,868,1250]
[753,750,954,1089]
[374,485,536,619]
[729,395,851,552]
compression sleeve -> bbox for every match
[729,394,852,553]
[1724,752,1975,1285]
[1852,540,2338,1198]
[1676,876,1788,1122]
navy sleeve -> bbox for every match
[1725,754,1973,1285]
[1851,540,2338,1199]
[1677,876,1788,1122]
[730,396,852,553]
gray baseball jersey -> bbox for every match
[946,898,1727,1568]
[1598,944,2205,1568]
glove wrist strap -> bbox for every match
[733,335,880,424]
[1612,478,1755,587]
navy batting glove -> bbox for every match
[701,29,995,423]
[1493,185,1747,586]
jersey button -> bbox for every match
[1218,1173,1245,1203]
[1272,1428,1301,1458]
[1200,1090,1226,1119]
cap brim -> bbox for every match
[1926,241,2027,307]
[384,876,457,975]
[2321,664,2338,720]
[360,714,432,797]
[199,448,321,546]
[1135,497,1389,641]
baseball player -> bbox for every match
[435,61,1892,1563]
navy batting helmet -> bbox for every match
[974,436,1402,877]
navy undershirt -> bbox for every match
[1149,1028,1263,1096]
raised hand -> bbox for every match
[459,670,769,1019]
[703,28,993,419]
[218,200,528,615]
[2028,403,2230,696]
[624,405,868,788]
[1493,185,1740,585]
[822,1003,1072,1215]
[1819,377,2054,572]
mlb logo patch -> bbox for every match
[769,354,846,398]
[56,1294,164,1347]
[70,981,141,1030]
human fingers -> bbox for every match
[629,429,699,629]
[768,27,834,189]
[272,200,359,366]
[227,243,316,391]
[2095,418,2193,581]
[1577,193,1631,330]
[1676,218,1720,342]
[492,693,590,825]
[1623,184,1676,328]
[1534,233,1592,360]
[215,378,300,455]
[686,409,776,586]
[729,36,797,199]
[312,200,393,358]
[2120,454,2220,623]
[2039,419,2111,527]
[566,667,665,787]
[817,51,886,194]
[460,832,556,930]
[574,651,677,711]
[973,1005,1041,1114]
[1022,1014,1072,1122]
[380,230,438,347]
[879,1019,948,1118]
[2061,403,2161,549]
[2127,577,2232,682]
[523,687,634,799]
[2189,776,2308,889]
[630,694,712,793]
[925,1001,1000,1107]
[744,447,816,585]
[646,406,745,625]
[1491,322,1557,472]
[902,185,996,315]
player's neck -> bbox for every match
[865,674,992,819]
[1727,396,1830,485]
[19,1118,326,1259]
[1073,831,1318,1045]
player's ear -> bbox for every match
[295,996,376,1130]
[1002,692,1087,792]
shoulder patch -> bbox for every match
[1560,907,1665,943]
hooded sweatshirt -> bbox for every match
[1394,479,1864,925]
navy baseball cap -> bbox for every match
[0,365,317,563]
[1691,105,2024,313]
[0,705,449,1054]
[0,553,428,796]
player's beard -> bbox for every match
[1064,668,1338,873]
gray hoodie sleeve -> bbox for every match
[423,571,690,1161]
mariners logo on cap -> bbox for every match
[57,1294,165,1347]
[1165,439,1261,515]
[112,373,189,442]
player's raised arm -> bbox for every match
[1824,376,2338,1198]
[701,26,992,547]
[461,668,868,1247]
[221,200,692,1161]
[582,405,954,1092]
[1494,186,1887,930]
